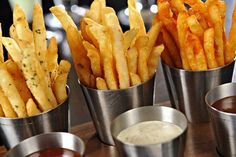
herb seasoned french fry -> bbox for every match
[96,77,108,90]
[53,60,71,104]
[26,98,41,116]
[0,88,17,118]
[0,66,27,117]
[4,60,32,103]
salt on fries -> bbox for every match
[50,0,163,89]
[156,0,236,70]
[0,4,71,118]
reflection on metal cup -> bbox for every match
[162,60,235,123]
[6,132,85,157]
[80,76,155,145]
[0,91,70,149]
[205,83,236,156]
[111,106,187,157]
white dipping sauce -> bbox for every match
[117,121,183,145]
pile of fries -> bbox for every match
[0,4,71,118]
[50,0,164,90]
[155,0,236,70]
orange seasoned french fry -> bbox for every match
[185,32,198,70]
[204,28,218,69]
[187,15,204,38]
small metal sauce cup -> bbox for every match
[162,60,235,123]
[111,106,187,157]
[205,83,236,156]
[0,88,70,149]
[5,132,85,157]
[80,76,155,145]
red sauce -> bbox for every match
[27,148,81,157]
[212,96,236,113]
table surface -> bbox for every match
[0,120,219,157]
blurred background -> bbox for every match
[0,0,169,126]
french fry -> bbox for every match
[0,88,17,118]
[204,28,218,69]
[187,33,207,70]
[80,18,93,43]
[0,66,27,117]
[170,0,187,12]
[50,6,77,30]
[53,60,71,104]
[148,44,164,77]
[126,47,138,74]
[33,4,47,68]
[185,33,198,70]
[225,5,236,64]
[123,28,139,51]
[104,13,130,88]
[13,4,29,29]
[26,98,41,116]
[161,48,175,67]
[134,35,149,50]
[96,77,108,90]
[2,37,23,73]
[177,12,191,70]
[101,7,116,25]
[88,25,118,89]
[128,0,146,37]
[0,105,4,117]
[4,60,32,103]
[161,28,182,68]
[187,15,204,38]
[138,46,149,82]
[130,73,141,86]
[0,24,3,62]
[85,0,105,23]
[66,26,93,87]
[83,41,102,77]
[209,4,225,66]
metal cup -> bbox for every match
[162,60,235,123]
[205,83,236,157]
[80,76,155,145]
[0,93,69,149]
[5,132,85,157]
[111,106,187,157]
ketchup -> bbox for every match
[212,96,236,113]
[27,148,81,157]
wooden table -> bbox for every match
[0,121,219,157]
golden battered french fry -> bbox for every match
[148,44,164,77]
[50,6,77,30]
[96,77,108,90]
[66,26,93,87]
[123,28,139,51]
[0,66,27,117]
[13,4,29,28]
[0,105,4,117]
[0,88,17,118]
[138,46,149,82]
[128,0,146,37]
[177,12,191,70]
[53,60,71,104]
[101,7,116,25]
[88,25,118,89]
[126,47,138,74]
[26,98,41,116]
[46,37,59,83]
[204,28,218,69]
[104,13,130,88]
[0,24,3,63]
[130,73,141,86]
[134,35,149,50]
[4,60,32,103]
[209,4,224,66]
[225,5,236,64]
[80,18,93,43]
[83,41,102,77]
